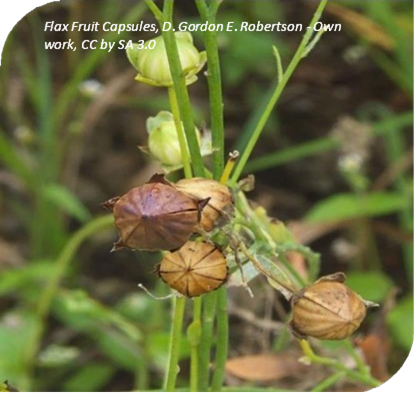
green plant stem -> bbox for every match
[134,356,150,391]
[311,371,345,392]
[168,87,193,178]
[198,291,217,391]
[230,0,328,186]
[211,286,229,391]
[189,297,202,392]
[165,296,187,392]
[145,0,205,177]
[342,339,369,376]
[300,340,381,388]
[195,0,225,180]
[190,344,199,392]
[195,2,228,391]
[24,214,114,389]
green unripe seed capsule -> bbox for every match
[126,33,207,87]
[147,111,201,166]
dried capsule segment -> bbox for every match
[175,178,234,231]
[158,241,228,297]
[290,276,367,340]
[106,178,203,251]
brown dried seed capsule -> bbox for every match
[158,241,228,297]
[175,178,234,231]
[290,273,368,340]
[103,175,206,251]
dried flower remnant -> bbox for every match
[158,241,228,297]
[290,272,375,340]
[102,175,207,251]
[331,116,373,171]
[175,178,234,231]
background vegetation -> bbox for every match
[0,0,413,391]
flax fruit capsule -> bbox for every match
[102,175,207,252]
[290,273,371,340]
[175,178,234,231]
[158,241,228,297]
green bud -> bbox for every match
[126,33,207,87]
[146,111,200,166]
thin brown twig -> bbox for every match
[372,148,413,191]
[228,301,285,332]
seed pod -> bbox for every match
[158,241,228,297]
[126,32,207,87]
[175,178,234,231]
[102,175,206,252]
[290,273,369,340]
[146,111,201,166]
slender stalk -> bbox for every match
[230,0,329,186]
[189,297,202,392]
[145,3,210,392]
[145,0,205,177]
[342,339,370,376]
[168,87,193,178]
[211,286,229,391]
[210,151,236,391]
[299,340,381,388]
[195,0,225,180]
[311,371,345,392]
[165,296,187,392]
[198,292,218,391]
[190,344,199,392]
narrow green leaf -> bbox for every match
[0,261,55,297]
[95,329,143,371]
[42,184,91,222]
[0,130,36,189]
[306,192,407,223]
[63,363,115,392]
[272,45,284,83]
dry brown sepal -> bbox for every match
[157,241,228,297]
[290,272,377,340]
[102,174,208,252]
[175,177,234,231]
